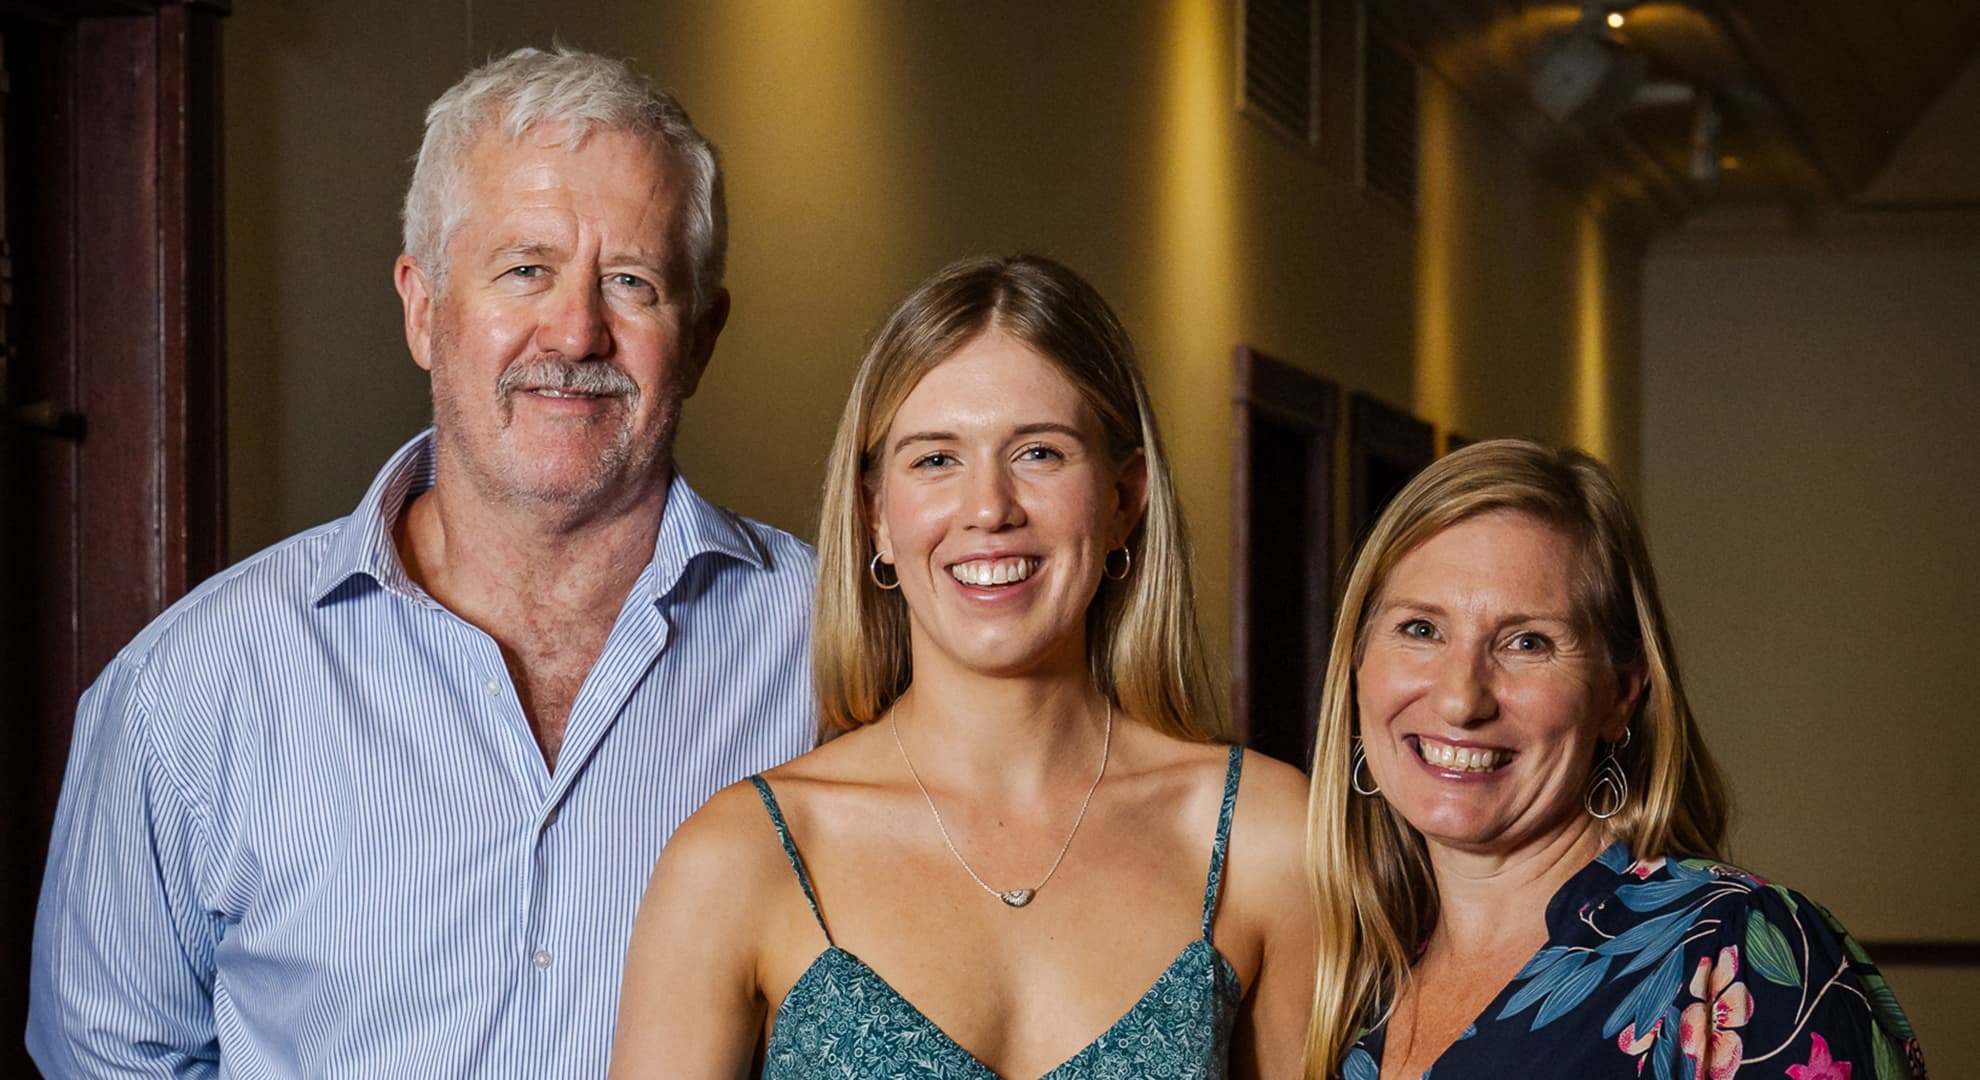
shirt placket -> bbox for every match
[514,583,675,1069]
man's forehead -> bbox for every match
[451,127,681,254]
[466,125,675,194]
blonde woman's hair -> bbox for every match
[1303,438,1730,1077]
[814,254,1222,742]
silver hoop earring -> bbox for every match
[1351,737,1381,796]
[1103,547,1132,581]
[1585,727,1630,820]
[867,552,899,591]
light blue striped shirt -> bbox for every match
[28,431,816,1077]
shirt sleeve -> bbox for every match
[1679,874,1926,1080]
[28,652,222,1078]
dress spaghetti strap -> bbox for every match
[1200,744,1244,941]
[748,775,833,947]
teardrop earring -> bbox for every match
[1585,727,1631,820]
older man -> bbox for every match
[28,47,813,1076]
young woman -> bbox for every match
[611,254,1315,1078]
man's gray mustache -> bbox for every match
[496,358,639,400]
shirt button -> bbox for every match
[485,677,500,696]
[531,949,553,970]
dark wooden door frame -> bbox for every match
[1346,389,1435,543]
[1,0,228,1067]
[1230,346,1340,764]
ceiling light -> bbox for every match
[1606,11,1626,29]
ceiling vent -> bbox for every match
[1241,0,1321,145]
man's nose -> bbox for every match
[537,278,612,359]
[965,465,1025,530]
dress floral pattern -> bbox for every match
[1340,843,1927,1080]
[753,745,1246,1079]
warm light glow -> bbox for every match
[1153,0,1239,428]
[1414,78,1459,430]
[1574,213,1610,460]
[1606,11,1626,29]
[1150,0,1242,670]
[1719,154,1743,170]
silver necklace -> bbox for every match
[891,698,1112,908]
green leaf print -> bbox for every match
[1872,1027,1909,1080]
[1743,909,1800,986]
[1768,882,1798,914]
[1861,972,1917,1041]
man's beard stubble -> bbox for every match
[427,315,680,515]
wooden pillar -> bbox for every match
[0,2,229,1066]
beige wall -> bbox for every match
[225,1,1637,675]
[1643,211,1980,1073]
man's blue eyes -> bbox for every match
[503,267,651,290]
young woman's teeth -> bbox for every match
[950,557,1037,587]
[1416,740,1509,773]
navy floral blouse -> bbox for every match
[1342,843,1927,1080]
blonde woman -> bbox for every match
[1303,439,1925,1079]
[612,255,1314,1078]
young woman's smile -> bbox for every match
[870,330,1144,680]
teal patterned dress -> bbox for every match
[1339,843,1927,1080]
[748,744,1246,1079]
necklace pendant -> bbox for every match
[998,889,1036,908]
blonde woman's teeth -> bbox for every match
[950,558,1038,586]
[1416,740,1509,772]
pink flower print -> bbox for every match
[1679,946,1753,1079]
[1617,1018,1664,1075]
[1785,1033,1852,1080]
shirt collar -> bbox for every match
[309,429,769,606]
[641,467,770,604]
[310,430,435,604]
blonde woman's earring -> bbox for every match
[1351,737,1381,796]
[1585,727,1631,820]
[868,552,900,590]
[1103,547,1132,581]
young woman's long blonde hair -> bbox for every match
[813,255,1222,742]
[1304,439,1730,1077]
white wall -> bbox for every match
[1643,211,1980,1075]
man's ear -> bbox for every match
[678,288,730,398]
[1110,448,1150,549]
[395,255,436,372]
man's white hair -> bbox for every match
[401,45,726,313]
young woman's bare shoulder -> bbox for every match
[652,778,791,901]
[1221,750,1313,951]
[1233,749,1309,836]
